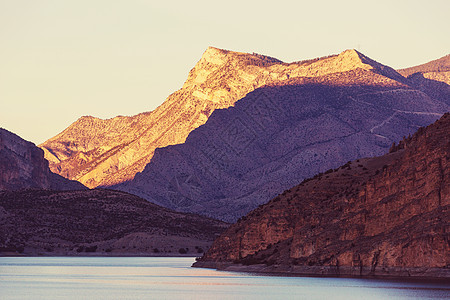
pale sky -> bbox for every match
[1,0,449,144]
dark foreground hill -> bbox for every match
[0,189,228,256]
[194,113,449,279]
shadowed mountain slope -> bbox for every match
[194,113,450,279]
[40,48,409,189]
[0,128,85,191]
[115,61,448,221]
[398,54,450,105]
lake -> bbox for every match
[0,257,448,299]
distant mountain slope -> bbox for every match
[40,48,407,188]
[0,128,85,191]
[397,54,450,105]
[398,54,450,78]
[115,51,448,221]
[0,189,228,256]
[194,113,450,279]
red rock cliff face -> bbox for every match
[195,113,450,278]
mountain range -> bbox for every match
[0,128,227,256]
[39,47,307,188]
[39,49,448,190]
[114,49,448,221]
[194,113,449,278]
[1,48,448,273]
[39,48,449,221]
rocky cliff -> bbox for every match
[115,50,448,221]
[0,189,228,256]
[40,48,411,189]
[0,128,85,191]
[193,113,450,278]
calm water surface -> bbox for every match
[0,257,448,299]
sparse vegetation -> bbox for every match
[0,189,228,255]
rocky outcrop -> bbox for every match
[0,189,228,256]
[40,48,412,189]
[193,114,450,279]
[115,52,448,221]
[0,128,84,191]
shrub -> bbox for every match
[85,245,97,252]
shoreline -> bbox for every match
[2,254,448,282]
[192,261,450,281]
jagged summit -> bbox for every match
[188,47,401,84]
[350,50,405,81]
[340,49,383,70]
[183,47,404,105]
[201,46,283,65]
[311,49,404,82]
[196,47,382,70]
